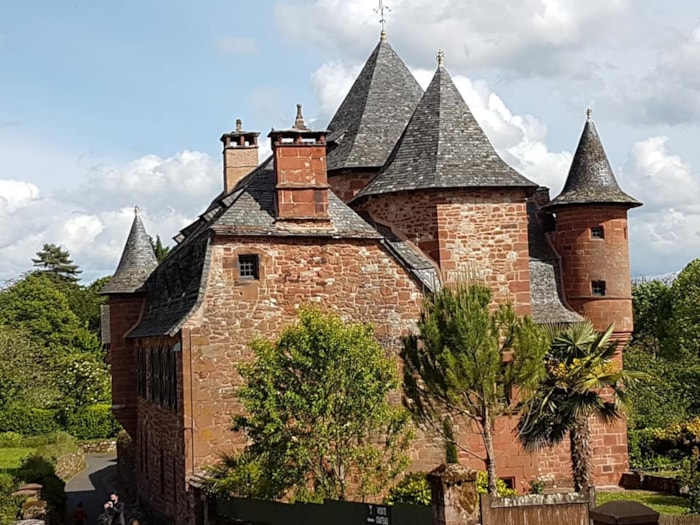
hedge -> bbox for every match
[0,404,120,440]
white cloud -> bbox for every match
[216,36,259,55]
[0,180,40,214]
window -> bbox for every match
[238,254,259,280]
[592,280,607,296]
[500,477,515,490]
[591,226,604,239]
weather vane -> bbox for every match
[375,0,390,38]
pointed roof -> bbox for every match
[101,207,158,294]
[326,35,423,172]
[544,111,641,210]
[355,64,537,199]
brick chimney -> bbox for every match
[220,119,260,193]
[269,104,330,222]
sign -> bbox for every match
[366,504,391,525]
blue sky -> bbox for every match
[2,0,700,282]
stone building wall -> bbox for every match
[328,171,377,203]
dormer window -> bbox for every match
[591,226,604,239]
[238,254,259,280]
[592,280,606,296]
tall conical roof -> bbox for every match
[544,112,641,210]
[326,35,424,172]
[101,207,158,294]
[355,63,536,198]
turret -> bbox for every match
[101,206,158,436]
[543,110,642,345]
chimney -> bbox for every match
[220,119,260,194]
[269,104,330,222]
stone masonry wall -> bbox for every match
[355,188,532,314]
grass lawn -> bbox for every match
[0,448,34,469]
[597,490,688,515]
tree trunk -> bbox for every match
[482,408,499,497]
[570,417,592,492]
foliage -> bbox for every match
[476,471,516,497]
[59,404,121,440]
[631,280,673,358]
[668,260,700,358]
[0,325,59,409]
[517,322,646,492]
[385,472,432,506]
[207,307,412,502]
[31,243,81,282]
[596,490,687,516]
[0,472,23,525]
[16,454,66,514]
[0,449,34,470]
[526,477,547,495]
[0,433,23,449]
[0,272,102,355]
[681,450,700,514]
[627,429,680,470]
[401,281,547,496]
[56,354,111,408]
[0,406,60,436]
[442,418,458,464]
[150,235,171,263]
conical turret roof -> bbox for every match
[355,63,536,199]
[544,113,641,210]
[326,34,424,172]
[101,208,158,294]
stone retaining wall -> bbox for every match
[80,439,117,454]
[55,450,86,482]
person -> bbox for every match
[72,501,87,525]
[104,491,126,525]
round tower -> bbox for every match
[544,110,641,345]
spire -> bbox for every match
[544,111,641,210]
[326,35,423,172]
[354,63,536,199]
[101,208,158,294]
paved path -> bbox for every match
[64,453,117,525]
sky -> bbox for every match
[1,0,700,283]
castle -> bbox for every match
[102,32,640,524]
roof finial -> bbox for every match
[293,103,308,130]
[436,49,445,68]
[134,204,140,216]
[375,0,390,39]
[235,118,242,132]
[586,107,592,121]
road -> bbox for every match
[64,453,117,524]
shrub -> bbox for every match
[0,431,23,448]
[16,454,66,514]
[0,471,22,524]
[477,471,517,498]
[59,404,120,440]
[385,472,432,506]
[0,406,59,435]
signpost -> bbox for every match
[366,504,391,525]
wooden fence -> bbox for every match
[480,491,594,525]
[213,496,432,525]
[661,516,700,525]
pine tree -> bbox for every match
[149,235,171,263]
[31,243,82,282]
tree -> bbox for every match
[401,282,547,497]
[631,280,672,358]
[31,243,82,282]
[207,307,412,502]
[517,322,645,492]
[150,235,170,263]
[668,260,700,358]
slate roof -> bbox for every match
[326,35,424,172]
[354,65,537,199]
[101,211,158,294]
[544,114,641,210]
[128,157,440,337]
[527,193,583,324]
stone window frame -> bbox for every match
[238,253,260,280]
[592,280,607,296]
[591,225,605,239]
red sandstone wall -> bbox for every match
[355,189,532,314]
[328,171,377,203]
[551,206,633,341]
[107,295,144,437]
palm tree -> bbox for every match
[516,322,645,492]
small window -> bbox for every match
[592,280,607,296]
[238,254,259,280]
[591,226,604,239]
[500,477,515,490]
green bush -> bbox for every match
[0,471,22,524]
[476,471,517,497]
[385,472,431,506]
[0,406,59,436]
[0,432,23,448]
[16,454,66,514]
[59,404,120,440]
